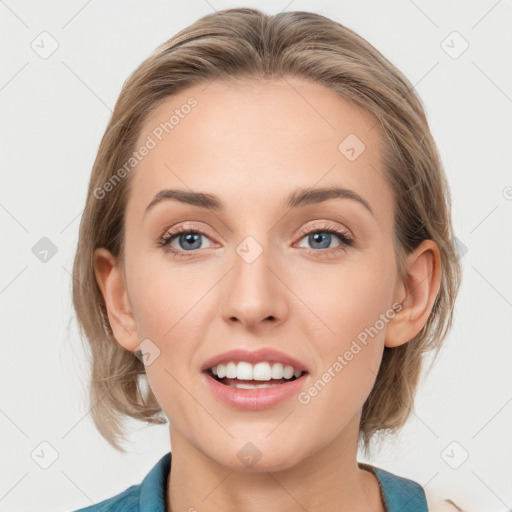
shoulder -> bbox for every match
[360,463,468,512]
[70,452,171,512]
[71,484,140,511]
[369,465,428,511]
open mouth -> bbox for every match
[205,368,307,389]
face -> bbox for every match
[113,77,402,471]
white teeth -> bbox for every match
[229,382,273,389]
[270,362,283,379]
[283,365,294,379]
[253,362,272,381]
[237,361,253,380]
[216,364,226,379]
[225,362,237,379]
[209,361,303,381]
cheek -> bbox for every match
[125,247,202,336]
[294,256,395,400]
[127,265,205,371]
[295,255,396,347]
[295,272,391,437]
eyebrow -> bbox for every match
[144,185,374,217]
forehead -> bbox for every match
[128,76,393,226]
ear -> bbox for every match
[385,239,442,348]
[93,247,140,352]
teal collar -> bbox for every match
[358,461,428,511]
[76,451,427,511]
[151,453,427,512]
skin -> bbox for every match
[94,76,442,512]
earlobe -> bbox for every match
[93,247,140,352]
[385,240,442,348]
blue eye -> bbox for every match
[296,224,354,255]
[159,227,214,258]
[159,223,353,259]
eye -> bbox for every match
[159,226,214,258]
[158,222,354,259]
[295,223,354,256]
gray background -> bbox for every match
[1,0,511,510]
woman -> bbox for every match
[71,8,463,511]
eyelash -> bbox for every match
[158,223,354,259]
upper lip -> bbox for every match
[201,348,309,373]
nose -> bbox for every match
[220,243,288,330]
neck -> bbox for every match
[166,416,385,512]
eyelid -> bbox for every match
[159,220,351,242]
[295,221,353,240]
[160,221,216,239]
[157,219,355,258]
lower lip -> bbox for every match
[201,372,308,411]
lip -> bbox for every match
[200,347,310,373]
[201,371,309,410]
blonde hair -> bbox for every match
[72,7,462,453]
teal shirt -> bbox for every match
[73,452,428,511]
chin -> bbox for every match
[206,443,305,473]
